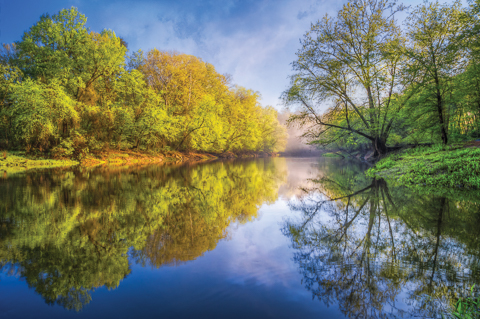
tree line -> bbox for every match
[284,0,480,156]
[0,8,287,158]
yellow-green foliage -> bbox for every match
[0,8,287,156]
[447,286,480,319]
[283,0,480,158]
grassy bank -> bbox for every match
[0,152,79,175]
[82,150,279,166]
[0,150,215,175]
[322,152,344,158]
[367,144,480,189]
[0,150,280,176]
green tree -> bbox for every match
[8,79,78,151]
[0,45,22,146]
[284,0,410,156]
[404,1,465,145]
[1,7,286,156]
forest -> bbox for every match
[0,8,287,159]
[284,0,480,158]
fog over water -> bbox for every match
[278,111,322,155]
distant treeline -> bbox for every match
[0,8,287,158]
[284,0,480,156]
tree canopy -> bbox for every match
[284,0,480,156]
[0,7,286,156]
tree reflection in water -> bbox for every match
[0,159,287,311]
[283,159,480,318]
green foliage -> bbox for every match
[8,78,78,151]
[284,0,479,157]
[445,285,480,319]
[368,145,480,188]
[321,152,343,158]
[283,0,409,156]
[404,1,465,145]
[1,7,287,156]
[140,50,287,153]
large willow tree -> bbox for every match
[284,0,412,156]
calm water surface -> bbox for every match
[0,158,479,318]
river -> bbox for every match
[0,157,479,318]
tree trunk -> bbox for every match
[436,92,448,145]
[432,51,448,145]
[372,137,387,157]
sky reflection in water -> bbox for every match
[0,158,479,318]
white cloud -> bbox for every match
[88,0,342,110]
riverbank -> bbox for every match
[80,150,279,166]
[321,152,344,158]
[80,150,216,167]
[367,143,480,189]
[0,150,280,175]
[0,152,79,175]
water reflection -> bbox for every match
[283,159,480,318]
[2,157,479,318]
[0,159,287,311]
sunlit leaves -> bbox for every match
[284,0,408,155]
[1,8,286,155]
[8,79,78,151]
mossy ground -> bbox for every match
[0,152,79,175]
[367,143,480,189]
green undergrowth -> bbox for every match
[443,285,480,319]
[0,152,78,175]
[322,152,344,158]
[367,144,480,189]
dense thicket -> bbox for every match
[0,8,287,157]
[284,0,480,156]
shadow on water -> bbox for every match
[0,159,287,311]
[283,158,480,318]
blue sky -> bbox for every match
[0,0,460,110]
